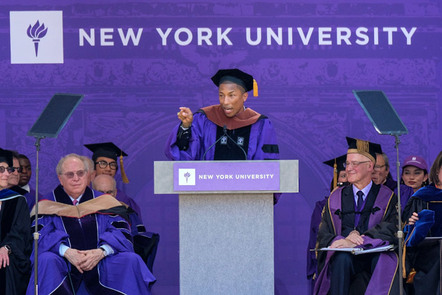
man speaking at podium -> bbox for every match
[165,68,280,162]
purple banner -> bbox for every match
[173,161,280,191]
[1,1,441,294]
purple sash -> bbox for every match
[314,185,397,295]
[329,185,394,234]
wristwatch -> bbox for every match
[99,246,107,257]
[3,245,11,255]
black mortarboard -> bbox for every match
[211,69,258,96]
[0,148,13,167]
[323,154,347,172]
[346,137,382,163]
[85,142,127,162]
[84,142,129,183]
[323,154,347,189]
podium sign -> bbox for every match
[173,161,280,191]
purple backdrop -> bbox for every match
[1,1,441,294]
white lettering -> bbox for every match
[297,27,314,45]
[336,27,351,45]
[288,27,293,45]
[79,28,95,46]
[217,27,233,45]
[198,28,212,45]
[355,27,369,45]
[118,28,143,46]
[267,27,283,45]
[318,27,332,45]
[383,27,397,45]
[81,26,419,48]
[100,28,114,46]
[401,27,417,45]
[156,28,173,46]
[216,174,233,179]
[246,27,262,46]
[373,27,379,45]
[175,28,193,46]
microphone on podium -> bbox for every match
[223,127,248,160]
[201,125,228,160]
[201,125,248,160]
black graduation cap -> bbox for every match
[346,137,382,163]
[211,69,258,96]
[84,142,129,183]
[0,148,13,167]
[323,154,347,190]
[323,154,347,172]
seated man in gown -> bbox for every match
[314,137,399,295]
[26,153,155,295]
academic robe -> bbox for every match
[127,207,159,273]
[384,175,414,211]
[26,185,155,295]
[402,184,442,295]
[116,188,142,218]
[0,189,32,295]
[165,105,279,161]
[306,197,328,294]
[314,184,399,295]
[9,185,41,212]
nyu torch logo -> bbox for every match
[179,169,195,186]
[10,11,63,64]
[27,20,48,57]
[184,172,191,183]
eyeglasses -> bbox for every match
[344,161,370,168]
[62,170,87,179]
[98,190,116,195]
[374,164,386,170]
[7,167,23,173]
[95,160,117,170]
[0,166,9,174]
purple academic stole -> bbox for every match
[329,185,394,235]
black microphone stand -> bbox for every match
[33,136,44,295]
[394,135,404,295]
[224,132,248,160]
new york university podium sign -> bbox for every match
[154,160,298,295]
[173,161,280,191]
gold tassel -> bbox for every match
[120,154,129,184]
[253,79,258,97]
[333,161,338,189]
[356,139,369,154]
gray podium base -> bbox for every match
[179,193,274,295]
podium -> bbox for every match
[154,160,298,295]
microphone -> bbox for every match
[201,126,228,160]
[223,126,248,160]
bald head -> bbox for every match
[92,174,117,197]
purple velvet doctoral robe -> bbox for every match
[314,184,399,295]
[165,106,279,161]
[26,185,155,295]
